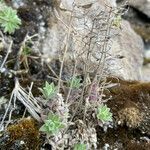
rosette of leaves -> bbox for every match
[112,15,122,28]
[39,81,57,100]
[22,45,32,56]
[97,104,112,123]
[0,1,21,34]
[39,113,65,135]
[68,76,82,89]
[74,143,87,150]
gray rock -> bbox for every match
[125,0,150,18]
[142,64,150,81]
[110,20,144,80]
[35,0,144,80]
[142,50,150,81]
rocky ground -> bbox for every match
[0,0,149,149]
[117,0,150,81]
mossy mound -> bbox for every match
[0,117,41,149]
[105,77,150,134]
[96,77,150,149]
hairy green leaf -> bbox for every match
[0,2,21,33]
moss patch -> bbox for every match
[1,117,41,149]
[105,77,150,132]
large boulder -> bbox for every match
[110,20,144,80]
[35,0,144,80]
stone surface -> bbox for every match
[133,24,150,42]
[117,0,150,17]
[129,0,150,18]
[142,64,150,81]
[142,50,150,81]
[34,0,144,80]
[110,20,144,80]
[118,0,150,43]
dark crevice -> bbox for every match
[123,6,150,23]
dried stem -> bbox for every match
[0,40,13,70]
[57,11,74,92]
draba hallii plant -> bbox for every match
[22,45,32,56]
[0,1,21,34]
[39,81,57,100]
[97,104,113,123]
[73,143,87,150]
[39,113,65,135]
[112,15,122,28]
[68,76,82,89]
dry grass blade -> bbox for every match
[14,79,42,121]
[0,79,42,131]
[0,40,13,71]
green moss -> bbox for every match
[104,77,150,129]
[6,117,41,149]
